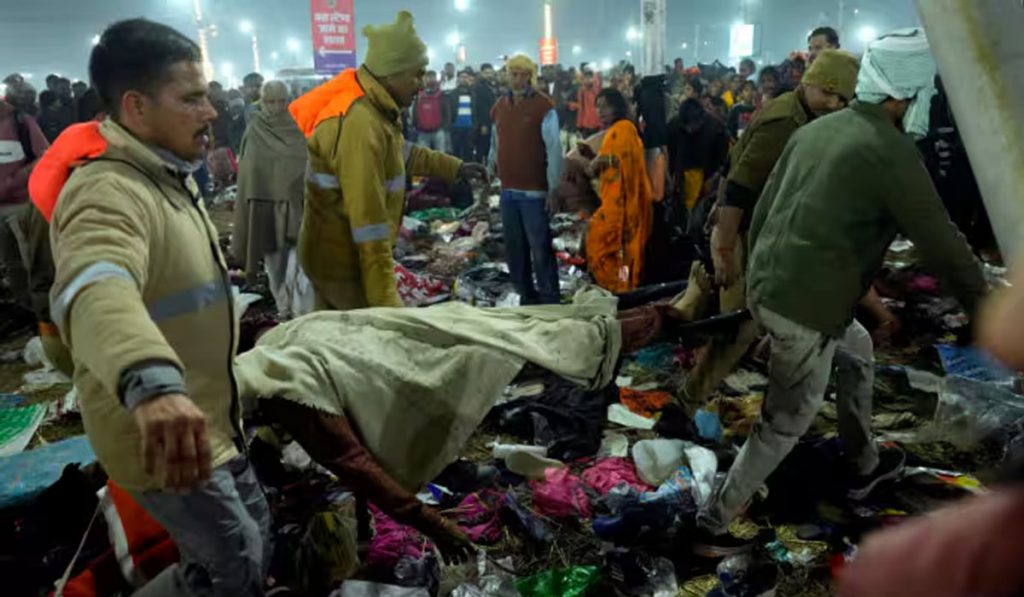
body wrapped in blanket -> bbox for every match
[235,288,666,563]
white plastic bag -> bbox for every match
[632,439,687,486]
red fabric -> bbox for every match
[394,263,448,307]
[55,549,123,597]
[576,83,602,131]
[841,486,1024,597]
[414,89,445,132]
[581,458,654,496]
[107,481,178,580]
[27,121,106,222]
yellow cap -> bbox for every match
[506,53,539,87]
[802,49,860,101]
[363,11,428,78]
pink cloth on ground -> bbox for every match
[451,491,504,544]
[529,468,592,518]
[581,457,654,496]
[365,506,427,570]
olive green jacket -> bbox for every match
[748,102,986,337]
[721,89,814,225]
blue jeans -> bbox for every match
[500,190,560,305]
[132,457,271,596]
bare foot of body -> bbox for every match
[671,262,712,322]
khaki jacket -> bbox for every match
[293,67,461,310]
[49,120,240,491]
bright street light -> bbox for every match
[601,59,613,71]
[271,51,279,61]
[681,42,689,50]
[91,34,101,46]
[626,26,641,42]
[454,0,470,11]
[286,38,300,53]
[857,25,878,44]
[239,19,253,34]
[572,45,582,56]
[446,31,461,47]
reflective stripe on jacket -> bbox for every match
[48,119,240,491]
[291,66,462,310]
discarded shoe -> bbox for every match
[847,446,906,501]
[691,527,755,558]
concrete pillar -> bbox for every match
[916,0,1024,264]
[641,0,666,77]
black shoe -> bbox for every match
[691,527,755,558]
[848,446,906,501]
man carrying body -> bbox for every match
[412,70,449,153]
[39,18,270,594]
[233,80,314,320]
[683,50,860,408]
[489,54,563,305]
[696,28,987,554]
[808,27,841,64]
[290,11,486,311]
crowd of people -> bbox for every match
[1,8,1019,596]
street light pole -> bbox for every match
[192,0,213,81]
[250,32,261,73]
[240,21,261,74]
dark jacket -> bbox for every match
[667,116,729,181]
[447,85,475,128]
[472,81,497,128]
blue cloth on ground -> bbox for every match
[0,435,95,509]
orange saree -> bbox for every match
[585,120,653,292]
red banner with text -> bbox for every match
[311,0,357,75]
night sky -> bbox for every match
[2,0,920,86]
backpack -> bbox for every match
[415,91,444,132]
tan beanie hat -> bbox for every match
[506,54,539,87]
[363,11,428,78]
[802,49,861,101]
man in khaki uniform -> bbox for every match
[682,50,861,408]
[38,19,269,595]
[290,11,486,311]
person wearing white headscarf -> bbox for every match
[855,27,937,139]
[692,28,989,556]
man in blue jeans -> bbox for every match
[489,54,564,305]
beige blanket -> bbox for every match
[234,288,621,490]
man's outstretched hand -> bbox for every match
[134,393,212,491]
[458,162,490,184]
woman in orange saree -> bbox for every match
[582,89,653,292]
